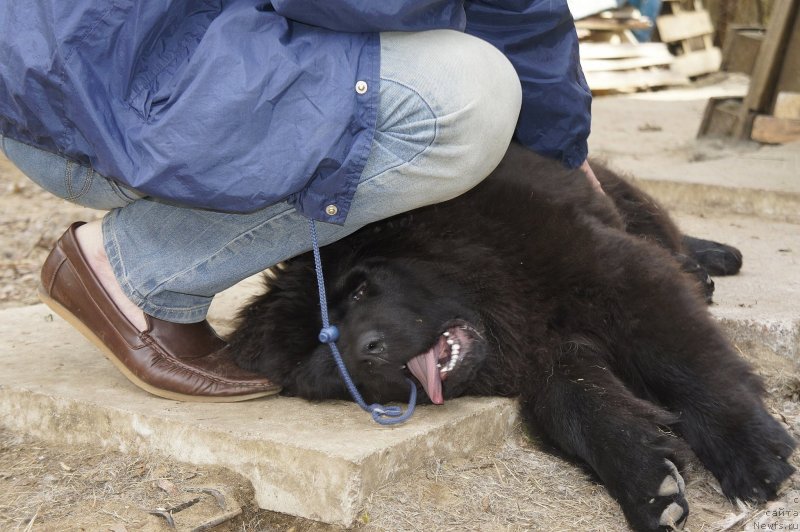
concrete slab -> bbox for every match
[590,76,800,223]
[675,212,800,363]
[0,304,517,525]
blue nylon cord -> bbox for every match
[308,219,417,425]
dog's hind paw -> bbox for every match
[624,458,689,532]
[657,460,688,530]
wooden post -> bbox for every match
[734,0,799,138]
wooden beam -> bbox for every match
[750,115,800,144]
[575,18,652,31]
[585,68,689,92]
[581,55,674,73]
[737,0,799,139]
[775,7,800,93]
[697,97,743,138]
[721,28,764,75]
[670,47,722,77]
[579,42,674,60]
[656,11,715,42]
[774,92,800,119]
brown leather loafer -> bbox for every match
[38,222,281,402]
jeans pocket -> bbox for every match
[64,160,96,201]
[3,135,138,209]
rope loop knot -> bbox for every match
[318,325,339,343]
[308,219,417,426]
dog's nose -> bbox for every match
[359,332,387,356]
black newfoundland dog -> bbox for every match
[231,142,795,531]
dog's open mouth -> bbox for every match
[404,322,476,404]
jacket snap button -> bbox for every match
[325,204,338,216]
[355,80,368,95]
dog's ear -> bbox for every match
[228,265,321,382]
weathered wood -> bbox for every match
[750,114,800,143]
[735,0,799,138]
[585,68,689,91]
[575,18,652,31]
[656,11,715,42]
[670,47,723,77]
[721,27,765,75]
[774,92,800,119]
[741,0,799,113]
[697,97,744,138]
[775,7,800,93]
[579,42,674,60]
[581,55,674,73]
[566,0,618,20]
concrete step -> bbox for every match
[0,303,516,526]
[674,212,800,363]
[589,76,800,224]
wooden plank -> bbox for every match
[670,47,722,77]
[566,0,618,20]
[575,18,652,31]
[741,0,799,115]
[581,55,674,73]
[585,68,689,91]
[721,28,764,75]
[750,115,800,143]
[656,11,715,42]
[579,42,674,60]
[775,8,800,93]
[774,92,800,119]
[581,56,674,73]
[697,97,743,138]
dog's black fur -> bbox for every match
[231,143,794,531]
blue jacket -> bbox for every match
[0,0,591,222]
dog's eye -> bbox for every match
[351,281,367,302]
[366,340,385,354]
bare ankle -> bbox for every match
[75,221,148,331]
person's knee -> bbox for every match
[439,32,522,184]
[381,30,521,198]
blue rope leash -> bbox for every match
[308,219,417,425]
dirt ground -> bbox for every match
[1,99,799,530]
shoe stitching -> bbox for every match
[139,334,276,388]
[50,226,276,393]
[53,229,276,388]
[43,250,67,294]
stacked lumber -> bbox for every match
[577,7,690,93]
[656,0,722,77]
[698,0,800,144]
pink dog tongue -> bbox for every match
[407,349,444,404]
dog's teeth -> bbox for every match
[401,364,406,369]
[437,363,442,368]
[446,338,454,345]
[442,331,450,337]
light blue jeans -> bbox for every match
[2,30,521,322]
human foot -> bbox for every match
[39,222,281,401]
[74,220,147,331]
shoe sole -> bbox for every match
[38,286,280,403]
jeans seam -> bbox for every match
[65,161,95,201]
[118,206,297,315]
[109,179,141,203]
[105,214,209,318]
[360,77,438,185]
